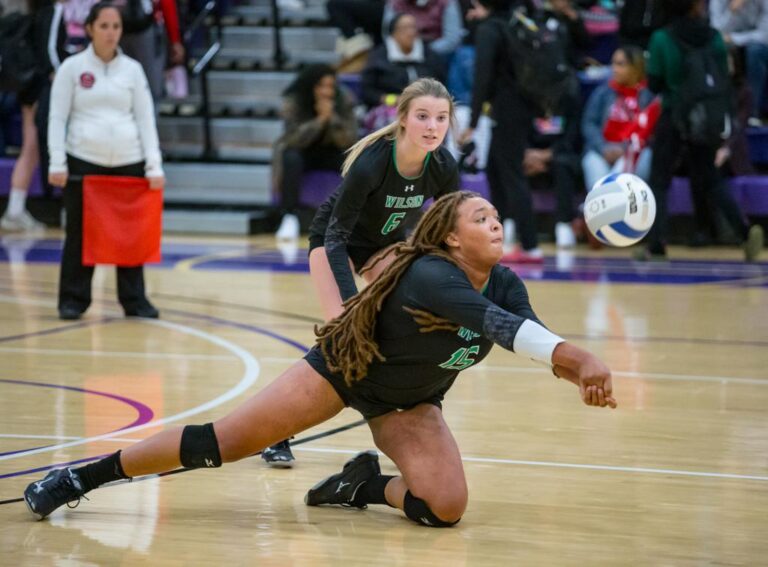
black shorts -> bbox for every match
[304,347,445,420]
[308,233,382,274]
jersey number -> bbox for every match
[381,212,406,235]
[439,346,480,371]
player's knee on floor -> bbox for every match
[403,491,462,527]
[180,423,222,469]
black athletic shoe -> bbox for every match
[304,450,380,509]
[124,302,160,319]
[261,439,295,468]
[58,305,83,320]
[24,468,88,520]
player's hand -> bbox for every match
[49,171,68,187]
[147,175,165,190]
[577,355,617,408]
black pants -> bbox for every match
[486,100,538,250]
[58,156,149,313]
[647,110,746,251]
[326,0,384,42]
[529,151,581,224]
[279,145,346,213]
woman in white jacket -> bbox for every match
[48,1,164,320]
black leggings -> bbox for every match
[647,111,747,251]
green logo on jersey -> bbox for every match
[439,346,480,371]
[385,195,424,209]
[457,327,481,342]
[381,212,406,235]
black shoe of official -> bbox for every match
[304,450,380,509]
[124,301,159,319]
[261,439,295,468]
[24,468,88,520]
[58,305,83,320]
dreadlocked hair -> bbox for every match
[315,191,481,386]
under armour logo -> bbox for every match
[336,481,351,494]
[404,185,415,192]
[205,458,214,467]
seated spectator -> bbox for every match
[273,65,358,241]
[581,45,657,192]
[710,0,768,124]
[382,0,463,62]
[326,0,385,61]
[361,13,445,128]
[523,90,583,248]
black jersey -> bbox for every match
[309,138,459,301]
[305,255,544,419]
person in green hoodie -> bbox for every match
[641,0,763,261]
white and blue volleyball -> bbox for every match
[584,173,656,247]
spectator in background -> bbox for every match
[618,0,667,49]
[326,0,385,60]
[48,2,164,319]
[0,0,51,231]
[524,90,583,248]
[273,64,357,241]
[545,0,591,69]
[361,13,445,129]
[710,0,768,124]
[30,0,68,197]
[116,0,185,101]
[447,0,487,105]
[459,0,543,263]
[642,0,763,262]
[382,0,463,63]
[581,46,656,191]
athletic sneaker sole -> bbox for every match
[304,450,379,506]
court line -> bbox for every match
[0,346,236,361]
[0,318,260,462]
[0,434,143,442]
[0,379,155,457]
[293,446,768,482]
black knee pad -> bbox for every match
[403,490,461,528]
[179,423,222,469]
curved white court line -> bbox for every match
[0,346,235,361]
[0,317,260,462]
[292,447,768,482]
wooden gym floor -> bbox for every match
[0,232,766,566]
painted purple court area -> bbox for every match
[0,379,154,457]
[2,237,767,286]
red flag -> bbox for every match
[82,175,162,266]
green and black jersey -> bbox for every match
[305,255,544,419]
[309,138,459,301]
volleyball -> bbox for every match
[583,173,656,247]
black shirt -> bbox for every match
[305,255,545,418]
[309,138,459,301]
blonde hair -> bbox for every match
[316,191,480,386]
[341,78,456,177]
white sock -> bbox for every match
[6,188,27,217]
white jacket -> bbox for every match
[48,44,163,177]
